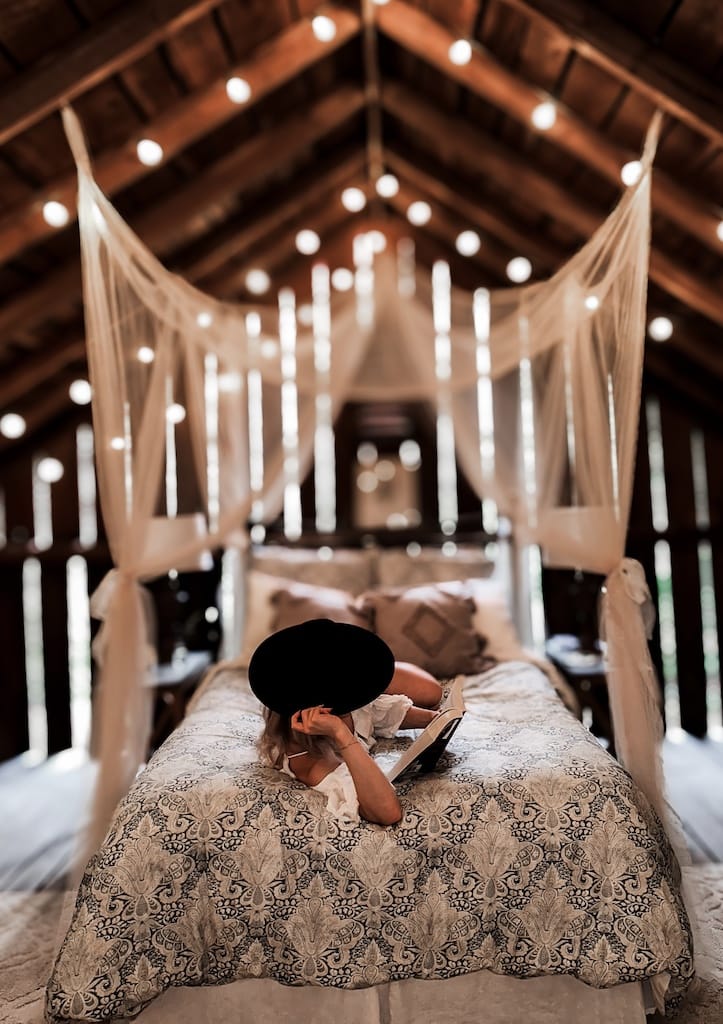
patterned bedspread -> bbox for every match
[46,661,693,1022]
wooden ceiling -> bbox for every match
[0,0,721,462]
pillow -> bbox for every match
[249,545,374,595]
[440,578,525,663]
[375,544,494,587]
[361,583,489,678]
[238,571,370,667]
[271,580,370,632]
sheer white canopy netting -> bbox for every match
[62,108,670,863]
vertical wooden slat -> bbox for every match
[704,430,723,718]
[41,561,71,754]
[0,564,29,760]
[660,399,707,737]
[47,417,83,544]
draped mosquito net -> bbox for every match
[62,107,670,864]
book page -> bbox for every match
[386,676,465,782]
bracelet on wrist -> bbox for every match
[336,739,357,753]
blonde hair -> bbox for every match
[257,707,333,768]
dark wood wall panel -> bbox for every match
[0,565,28,759]
[704,430,723,718]
[41,561,71,754]
[659,399,707,736]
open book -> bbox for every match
[386,675,466,782]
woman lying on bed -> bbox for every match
[249,619,441,825]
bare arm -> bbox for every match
[291,707,402,826]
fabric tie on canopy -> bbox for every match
[61,106,673,880]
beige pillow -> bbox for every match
[362,584,489,678]
[440,578,524,663]
[271,580,371,632]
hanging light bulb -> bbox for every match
[166,403,187,424]
[0,413,26,439]
[331,267,354,291]
[137,346,155,363]
[367,229,387,253]
[621,160,643,186]
[375,174,399,198]
[448,39,472,65]
[456,230,480,256]
[226,77,251,104]
[37,457,64,483]
[407,201,432,226]
[506,256,532,283]
[69,379,92,405]
[648,316,673,342]
[136,139,164,167]
[197,311,213,328]
[311,15,336,41]
[716,220,723,242]
[341,187,366,212]
[110,437,126,450]
[296,229,321,255]
[585,294,600,311]
[531,100,557,131]
[42,200,70,228]
[245,269,271,295]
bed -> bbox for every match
[45,545,694,1022]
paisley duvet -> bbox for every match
[46,660,693,1021]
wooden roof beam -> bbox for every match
[376,0,723,255]
[0,5,361,267]
[499,0,723,147]
[0,86,366,344]
[0,0,226,148]
[0,337,86,410]
[382,81,723,327]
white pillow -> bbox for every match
[440,578,524,663]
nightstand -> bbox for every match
[545,633,615,756]
[146,649,212,754]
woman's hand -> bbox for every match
[291,705,348,744]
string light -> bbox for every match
[0,413,26,439]
[42,200,70,228]
[531,100,557,130]
[311,15,336,41]
[407,200,431,226]
[136,139,164,167]
[297,304,314,326]
[36,457,64,483]
[341,187,366,212]
[456,230,480,256]
[296,229,321,255]
[375,173,399,198]
[137,346,155,363]
[69,380,92,405]
[506,256,532,283]
[585,294,600,311]
[621,160,643,186]
[110,437,126,450]
[448,39,472,65]
[245,269,271,295]
[166,403,187,424]
[197,311,213,328]
[331,267,354,291]
[226,77,251,104]
[717,221,723,242]
[648,316,673,342]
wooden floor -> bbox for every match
[0,734,721,890]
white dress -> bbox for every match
[278,693,413,823]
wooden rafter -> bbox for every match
[499,0,723,147]
[0,86,366,345]
[0,150,367,403]
[0,6,361,267]
[0,0,227,148]
[376,0,723,255]
[382,82,723,328]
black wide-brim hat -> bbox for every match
[248,618,395,717]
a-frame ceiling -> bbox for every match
[0,0,721,462]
